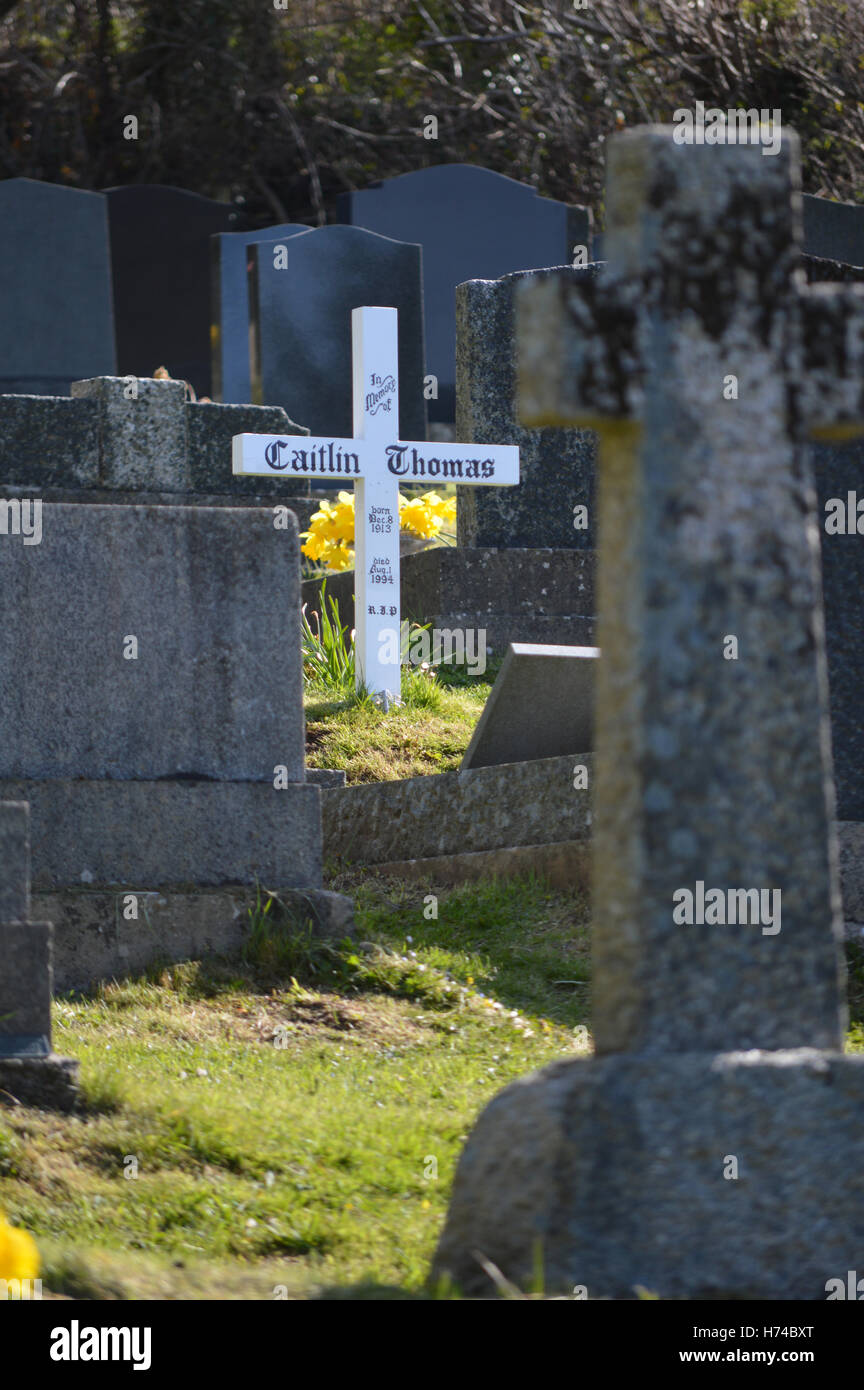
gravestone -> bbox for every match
[236,307,519,701]
[803,192,864,266]
[211,223,307,403]
[249,226,426,441]
[105,186,243,398]
[433,128,864,1300]
[339,164,590,422]
[460,643,598,771]
[0,179,115,394]
[0,802,78,1110]
[0,503,320,890]
[456,267,598,550]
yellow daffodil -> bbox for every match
[0,1212,39,1284]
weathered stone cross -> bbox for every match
[518,126,860,1056]
[233,307,519,702]
[432,130,864,1300]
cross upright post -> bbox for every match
[233,306,520,704]
[518,127,857,1056]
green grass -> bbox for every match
[0,873,592,1301]
[305,665,498,782]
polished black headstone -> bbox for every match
[250,225,426,440]
[105,186,244,398]
[0,178,115,394]
[211,223,307,403]
[338,164,590,422]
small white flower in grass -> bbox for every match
[246,1219,257,1229]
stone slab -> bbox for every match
[0,780,321,891]
[250,225,427,441]
[302,547,597,657]
[187,400,309,496]
[105,185,243,398]
[375,838,590,892]
[461,643,598,770]
[211,223,307,403]
[456,268,598,548]
[72,376,188,490]
[0,395,100,488]
[322,753,591,866]
[0,922,52,1052]
[339,164,590,421]
[0,1056,79,1112]
[0,801,29,923]
[44,886,353,995]
[0,503,304,782]
[0,178,115,394]
[802,193,864,266]
[432,1049,864,1300]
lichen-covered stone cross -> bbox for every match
[517,128,863,1056]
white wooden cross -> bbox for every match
[233,306,520,702]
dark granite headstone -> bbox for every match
[338,164,590,421]
[803,192,864,266]
[0,178,115,394]
[105,185,244,398]
[250,225,426,440]
[456,266,599,548]
[211,223,307,403]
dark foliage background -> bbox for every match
[1,0,861,225]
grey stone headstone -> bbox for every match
[0,801,29,923]
[0,178,116,394]
[0,801,57,1068]
[434,129,864,1301]
[460,643,598,770]
[211,223,307,403]
[456,267,598,548]
[0,503,304,783]
[250,225,426,440]
[105,185,244,398]
[339,164,590,421]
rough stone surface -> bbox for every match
[434,130,861,1301]
[461,643,598,770]
[376,838,589,892]
[323,754,591,866]
[250,225,426,441]
[0,1056,80,1112]
[211,223,307,403]
[339,164,590,422]
[432,1050,864,1299]
[456,269,598,548]
[105,185,242,399]
[0,178,115,394]
[0,922,52,1051]
[187,400,309,496]
[0,503,304,782]
[303,547,597,656]
[0,780,321,891]
[72,376,188,491]
[0,395,100,488]
[0,801,29,923]
[45,886,354,995]
[803,192,864,266]
[520,129,846,1056]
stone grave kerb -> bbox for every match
[518,127,854,1057]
